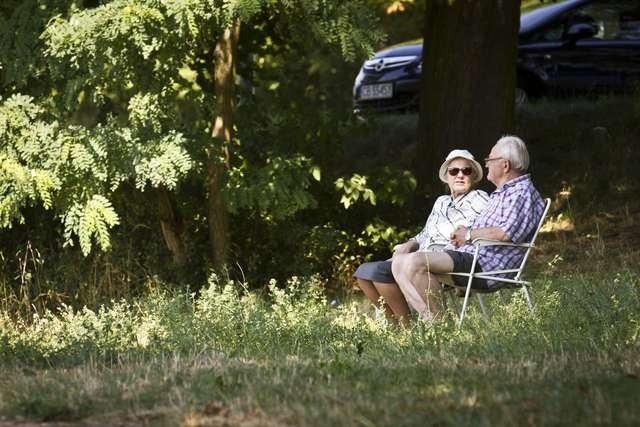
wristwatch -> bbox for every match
[465,228,472,243]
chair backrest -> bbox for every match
[514,198,552,280]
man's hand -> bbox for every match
[451,226,510,247]
[450,226,469,248]
[393,240,417,254]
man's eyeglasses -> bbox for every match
[484,157,504,165]
[447,167,473,176]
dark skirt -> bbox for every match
[353,260,395,283]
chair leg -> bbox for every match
[522,286,534,312]
[458,280,474,328]
[458,248,481,328]
[476,294,489,319]
[499,290,508,304]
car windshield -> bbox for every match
[520,0,580,34]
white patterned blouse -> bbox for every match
[412,189,489,252]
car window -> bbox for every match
[529,1,640,42]
[530,21,565,42]
[578,2,640,40]
[618,5,640,40]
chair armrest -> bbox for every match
[426,242,447,251]
[471,238,533,248]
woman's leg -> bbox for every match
[356,278,410,325]
[356,278,384,307]
[373,281,411,325]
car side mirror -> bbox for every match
[565,22,598,42]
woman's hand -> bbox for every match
[450,226,469,248]
[393,240,417,254]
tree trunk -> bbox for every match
[416,0,521,193]
[156,188,185,264]
[208,20,240,272]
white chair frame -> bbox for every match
[442,198,551,327]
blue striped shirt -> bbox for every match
[459,174,544,283]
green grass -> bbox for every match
[2,95,640,426]
[1,270,639,426]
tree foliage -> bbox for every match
[0,0,393,288]
[0,92,192,255]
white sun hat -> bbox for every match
[438,149,483,184]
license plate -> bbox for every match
[360,83,393,100]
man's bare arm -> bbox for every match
[450,226,509,248]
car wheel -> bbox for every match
[515,86,528,106]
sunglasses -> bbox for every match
[447,167,473,176]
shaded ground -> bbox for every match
[2,97,640,426]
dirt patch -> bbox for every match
[183,402,290,427]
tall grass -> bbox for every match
[1,96,639,425]
[1,270,639,425]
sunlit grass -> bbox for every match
[1,270,639,425]
[2,93,640,426]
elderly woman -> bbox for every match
[353,149,488,325]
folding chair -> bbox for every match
[440,198,552,327]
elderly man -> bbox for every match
[391,135,545,322]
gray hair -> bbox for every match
[494,135,530,172]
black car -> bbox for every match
[353,0,640,112]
